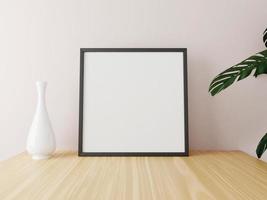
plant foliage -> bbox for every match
[256,133,267,158]
[209,28,267,159]
[264,28,267,47]
[209,50,267,96]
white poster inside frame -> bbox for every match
[79,48,188,156]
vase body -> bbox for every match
[27,81,56,160]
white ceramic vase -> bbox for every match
[27,81,56,160]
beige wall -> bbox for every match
[0,0,267,161]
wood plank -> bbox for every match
[0,151,266,200]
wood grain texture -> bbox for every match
[0,151,266,200]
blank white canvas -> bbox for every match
[83,52,185,152]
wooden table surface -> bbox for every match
[0,151,266,200]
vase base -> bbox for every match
[32,155,51,160]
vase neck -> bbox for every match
[36,81,47,106]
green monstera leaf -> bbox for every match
[256,133,267,158]
[264,28,267,47]
[209,49,267,96]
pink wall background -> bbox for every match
[0,0,267,161]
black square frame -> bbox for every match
[78,48,189,156]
